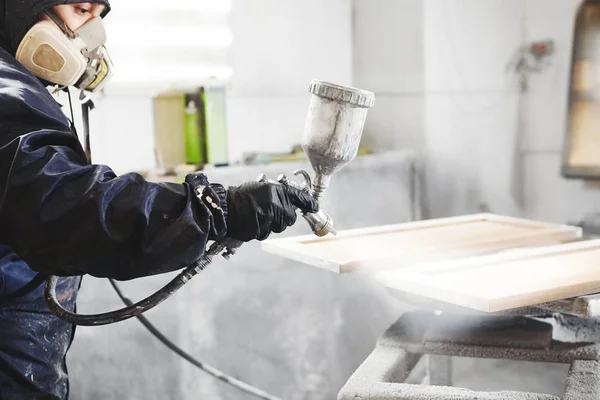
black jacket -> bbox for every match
[0,0,228,281]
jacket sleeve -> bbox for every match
[0,128,229,280]
[0,58,228,281]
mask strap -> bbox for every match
[66,88,75,124]
[44,9,77,39]
[79,91,95,163]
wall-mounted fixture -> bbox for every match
[563,0,600,180]
[507,39,555,91]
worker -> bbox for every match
[0,1,319,399]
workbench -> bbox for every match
[338,239,600,400]
[337,309,600,400]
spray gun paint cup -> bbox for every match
[301,80,376,201]
[286,80,375,237]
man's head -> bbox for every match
[0,0,110,55]
[0,0,112,91]
[40,3,108,31]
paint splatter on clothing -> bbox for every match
[0,244,80,400]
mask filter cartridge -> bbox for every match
[16,14,114,92]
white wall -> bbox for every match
[226,0,353,164]
[352,0,526,218]
[352,0,425,153]
[422,0,524,218]
[422,0,600,224]
[520,0,600,225]
[354,0,600,225]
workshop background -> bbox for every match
[61,0,596,399]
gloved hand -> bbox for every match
[225,181,319,242]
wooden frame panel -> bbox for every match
[261,213,582,273]
[375,239,600,313]
[562,0,600,179]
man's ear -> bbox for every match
[34,8,53,25]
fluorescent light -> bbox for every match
[106,26,233,49]
[109,63,233,84]
[110,0,232,13]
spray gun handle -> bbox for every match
[257,173,336,237]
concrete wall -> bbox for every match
[519,0,600,225]
[225,0,353,164]
[427,0,600,224]
[352,0,526,218]
[422,0,524,218]
[352,0,426,153]
[354,0,600,225]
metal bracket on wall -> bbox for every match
[507,39,555,91]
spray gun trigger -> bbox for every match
[259,171,335,236]
[277,173,310,194]
[293,170,312,192]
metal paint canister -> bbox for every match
[301,80,375,199]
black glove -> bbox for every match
[225,181,319,242]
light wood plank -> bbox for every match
[376,239,600,313]
[261,213,582,273]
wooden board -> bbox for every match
[562,1,600,179]
[261,213,582,273]
[562,99,600,178]
[375,239,600,313]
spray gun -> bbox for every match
[44,80,375,326]
[256,80,376,237]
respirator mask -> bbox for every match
[15,9,114,93]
